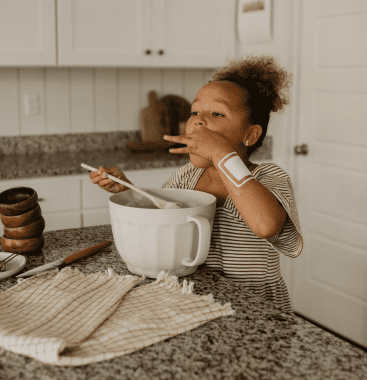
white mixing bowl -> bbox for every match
[109,188,216,278]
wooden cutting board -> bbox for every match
[141,91,163,142]
[127,91,191,152]
[157,95,191,137]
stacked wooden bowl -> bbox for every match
[0,187,45,255]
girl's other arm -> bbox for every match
[213,152,288,239]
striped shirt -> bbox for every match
[162,162,303,312]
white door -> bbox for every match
[0,0,56,66]
[151,0,235,68]
[292,0,367,348]
[57,0,152,66]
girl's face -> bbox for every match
[186,81,250,168]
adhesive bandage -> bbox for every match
[218,152,255,187]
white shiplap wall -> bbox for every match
[0,68,214,136]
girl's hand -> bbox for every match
[89,166,132,193]
[164,126,234,162]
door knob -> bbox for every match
[145,49,151,55]
[294,144,308,155]
[158,50,164,55]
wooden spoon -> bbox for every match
[81,163,180,209]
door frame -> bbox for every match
[278,0,303,304]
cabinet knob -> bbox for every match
[158,49,164,55]
[145,49,151,55]
[294,144,309,155]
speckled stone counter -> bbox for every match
[0,131,189,180]
[0,149,190,180]
[1,225,366,380]
[0,131,272,180]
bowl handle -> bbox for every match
[181,215,211,267]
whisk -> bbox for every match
[0,253,17,272]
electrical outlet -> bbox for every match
[25,94,39,116]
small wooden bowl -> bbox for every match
[1,234,44,254]
[3,216,45,239]
[0,187,38,216]
[1,204,42,228]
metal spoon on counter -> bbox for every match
[81,163,181,209]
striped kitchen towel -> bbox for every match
[0,267,235,366]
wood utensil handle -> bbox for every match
[64,241,112,265]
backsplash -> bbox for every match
[0,67,213,136]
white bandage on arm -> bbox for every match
[217,152,255,187]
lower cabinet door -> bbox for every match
[82,208,111,228]
[43,211,82,232]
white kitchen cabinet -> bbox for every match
[57,0,152,67]
[0,0,56,66]
[150,0,236,68]
[57,0,235,68]
[0,166,182,235]
[82,209,111,229]
[41,210,82,232]
[0,0,235,68]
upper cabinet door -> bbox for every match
[151,0,236,68]
[57,0,152,67]
[57,0,235,68]
[0,0,56,66]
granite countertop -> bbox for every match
[0,132,272,180]
[0,131,192,180]
[1,225,366,380]
[0,149,190,181]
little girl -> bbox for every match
[90,55,303,313]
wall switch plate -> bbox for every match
[25,94,39,115]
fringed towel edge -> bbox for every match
[149,271,236,315]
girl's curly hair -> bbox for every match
[208,54,293,157]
